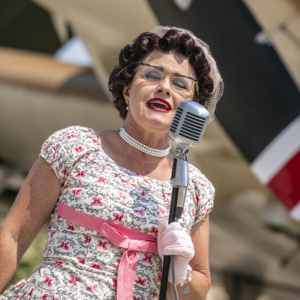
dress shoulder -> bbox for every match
[188,163,215,225]
[39,125,99,183]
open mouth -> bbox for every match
[146,98,171,112]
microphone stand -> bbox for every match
[159,150,189,300]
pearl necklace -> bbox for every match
[119,127,171,157]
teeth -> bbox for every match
[149,100,169,109]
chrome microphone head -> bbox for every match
[169,101,210,157]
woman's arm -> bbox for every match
[167,217,211,300]
[0,157,61,293]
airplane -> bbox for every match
[0,0,299,299]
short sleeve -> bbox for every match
[189,164,215,225]
[39,126,99,184]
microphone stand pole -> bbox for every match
[159,151,188,300]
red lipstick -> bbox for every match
[146,98,172,113]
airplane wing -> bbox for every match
[32,0,159,96]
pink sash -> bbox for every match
[56,202,158,300]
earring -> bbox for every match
[126,101,129,111]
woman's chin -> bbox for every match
[127,108,173,132]
[143,116,172,132]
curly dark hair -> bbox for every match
[108,28,214,120]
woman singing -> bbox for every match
[0,26,223,300]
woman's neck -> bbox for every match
[123,122,170,151]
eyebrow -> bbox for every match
[151,64,185,76]
[152,64,164,72]
[144,63,197,81]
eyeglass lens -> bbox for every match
[142,65,194,93]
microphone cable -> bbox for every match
[171,255,180,300]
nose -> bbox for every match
[155,77,172,97]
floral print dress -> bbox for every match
[1,126,215,300]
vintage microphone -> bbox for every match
[159,100,210,300]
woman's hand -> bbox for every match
[157,220,195,284]
[0,157,61,293]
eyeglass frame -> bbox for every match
[132,62,199,95]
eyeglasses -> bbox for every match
[133,62,199,95]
